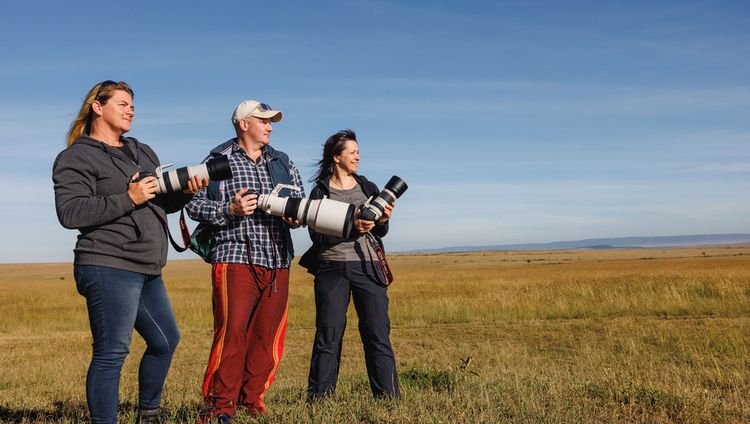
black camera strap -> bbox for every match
[174,209,193,252]
[365,232,394,286]
[149,205,192,252]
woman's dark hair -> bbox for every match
[310,129,357,183]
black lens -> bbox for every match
[205,156,233,181]
[342,203,356,237]
[384,175,408,198]
[176,166,191,191]
[359,205,378,221]
[283,197,302,220]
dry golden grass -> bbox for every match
[0,245,749,423]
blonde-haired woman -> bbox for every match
[53,80,206,423]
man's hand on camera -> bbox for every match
[128,172,157,206]
[282,217,302,228]
[184,176,209,194]
[229,188,257,216]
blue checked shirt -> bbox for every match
[185,143,305,268]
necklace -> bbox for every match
[330,177,354,190]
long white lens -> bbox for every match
[156,163,208,194]
[155,156,232,194]
[256,187,354,238]
[304,198,355,237]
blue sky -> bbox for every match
[1,0,748,263]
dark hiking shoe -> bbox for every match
[196,411,232,424]
[136,406,164,424]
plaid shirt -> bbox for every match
[185,143,304,268]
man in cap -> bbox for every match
[186,100,304,421]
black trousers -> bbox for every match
[307,260,400,399]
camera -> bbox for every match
[152,156,233,194]
[358,175,408,221]
[255,184,355,238]
[131,171,155,182]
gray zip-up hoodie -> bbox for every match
[53,136,192,274]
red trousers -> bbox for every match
[203,263,289,416]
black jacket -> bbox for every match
[298,174,388,274]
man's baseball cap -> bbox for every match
[231,100,282,123]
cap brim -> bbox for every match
[253,110,283,122]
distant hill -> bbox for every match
[404,234,750,253]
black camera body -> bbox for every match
[131,171,155,183]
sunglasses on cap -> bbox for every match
[241,103,274,120]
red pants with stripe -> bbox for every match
[203,263,289,417]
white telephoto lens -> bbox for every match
[306,198,355,238]
[258,193,289,217]
[255,184,354,238]
[187,163,210,181]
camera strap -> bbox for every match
[365,232,394,286]
[246,227,279,294]
[150,206,192,252]
[174,209,193,252]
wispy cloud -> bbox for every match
[268,80,750,121]
[697,163,750,174]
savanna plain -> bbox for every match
[1,245,748,423]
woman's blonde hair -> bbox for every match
[65,80,134,147]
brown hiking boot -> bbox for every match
[136,406,164,424]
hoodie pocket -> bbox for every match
[121,211,159,259]
[129,215,143,240]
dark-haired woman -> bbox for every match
[300,129,400,400]
[52,81,206,423]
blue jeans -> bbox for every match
[74,265,181,424]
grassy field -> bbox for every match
[0,245,748,423]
